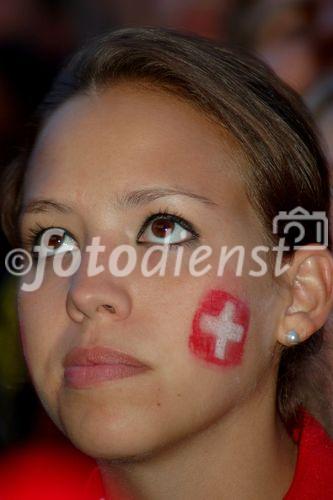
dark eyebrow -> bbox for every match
[20,200,72,216]
[20,186,218,217]
[115,187,218,209]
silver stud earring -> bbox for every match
[285,330,300,346]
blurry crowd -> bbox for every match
[0,0,333,452]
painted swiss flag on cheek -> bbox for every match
[189,289,250,367]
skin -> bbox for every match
[17,82,333,499]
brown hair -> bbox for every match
[0,26,331,426]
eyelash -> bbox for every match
[137,207,200,247]
[23,222,77,261]
[22,208,200,256]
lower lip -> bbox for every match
[64,364,148,389]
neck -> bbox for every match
[98,381,297,500]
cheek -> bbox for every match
[17,291,53,366]
[189,289,250,367]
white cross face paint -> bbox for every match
[189,289,250,367]
[199,301,244,360]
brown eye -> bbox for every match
[45,232,64,250]
[151,218,175,238]
[138,215,193,245]
[37,228,78,256]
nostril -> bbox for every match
[102,304,116,313]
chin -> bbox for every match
[61,415,168,461]
[55,391,169,460]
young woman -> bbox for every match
[1,26,333,499]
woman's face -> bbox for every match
[17,82,282,459]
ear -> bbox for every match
[276,247,333,346]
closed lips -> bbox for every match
[63,346,150,388]
[63,345,148,368]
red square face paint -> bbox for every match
[189,289,250,367]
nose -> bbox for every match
[66,251,132,323]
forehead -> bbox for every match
[23,82,248,212]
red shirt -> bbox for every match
[284,409,333,499]
[1,409,333,499]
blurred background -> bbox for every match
[0,0,333,459]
